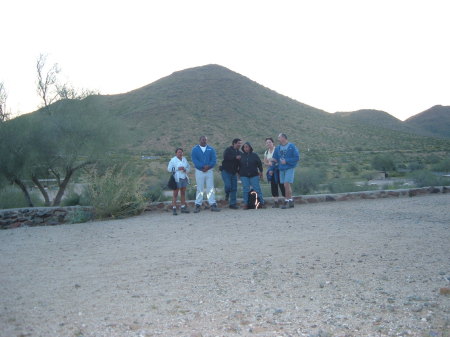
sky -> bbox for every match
[1,0,449,121]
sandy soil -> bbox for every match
[0,194,449,337]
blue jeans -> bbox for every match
[241,175,264,205]
[221,170,237,205]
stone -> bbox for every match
[439,287,450,295]
[8,222,21,229]
[428,187,440,194]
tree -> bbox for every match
[0,55,110,207]
[29,99,113,206]
[0,82,9,122]
[56,83,100,100]
[36,54,60,110]
[0,117,35,206]
[371,154,395,174]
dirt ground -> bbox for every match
[0,194,449,337]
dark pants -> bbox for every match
[270,170,285,198]
[221,170,237,205]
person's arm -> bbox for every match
[285,145,300,166]
[167,158,175,172]
[184,158,190,173]
[272,146,279,163]
[223,147,235,161]
[208,147,217,169]
[191,147,202,170]
[256,154,263,179]
[263,151,270,166]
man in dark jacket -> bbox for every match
[221,138,242,209]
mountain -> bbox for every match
[335,106,450,139]
[27,65,450,155]
[404,105,450,139]
[334,109,414,133]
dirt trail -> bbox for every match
[1,194,449,337]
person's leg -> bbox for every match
[250,175,264,206]
[241,176,250,208]
[205,169,217,206]
[221,170,231,201]
[172,189,178,207]
[276,169,286,198]
[279,182,286,198]
[271,180,279,198]
[194,169,204,213]
[172,189,179,215]
[180,187,186,205]
[229,173,238,206]
[270,179,279,207]
[195,169,204,206]
[279,170,288,208]
[180,187,190,213]
[284,183,292,199]
[282,168,295,209]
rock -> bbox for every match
[439,287,450,295]
[411,305,423,312]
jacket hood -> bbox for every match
[242,142,253,153]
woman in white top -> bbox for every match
[264,137,286,208]
[167,148,191,215]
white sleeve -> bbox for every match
[167,158,175,172]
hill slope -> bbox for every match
[336,106,450,139]
[32,65,450,155]
[335,109,415,134]
[404,105,450,139]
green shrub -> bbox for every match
[327,178,377,193]
[371,154,395,172]
[293,167,327,195]
[408,161,425,171]
[61,189,81,206]
[409,170,443,187]
[186,185,198,200]
[432,158,450,173]
[144,186,164,202]
[86,165,145,219]
[0,186,43,209]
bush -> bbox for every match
[143,186,164,202]
[327,178,377,193]
[0,186,43,209]
[293,167,327,195]
[409,170,443,187]
[186,185,198,200]
[432,159,450,173]
[61,189,81,206]
[408,161,425,171]
[371,154,395,172]
[86,164,145,219]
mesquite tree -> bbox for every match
[0,82,9,122]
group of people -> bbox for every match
[167,133,300,215]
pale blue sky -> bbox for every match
[1,0,449,120]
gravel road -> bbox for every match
[1,194,449,337]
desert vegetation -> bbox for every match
[1,63,449,219]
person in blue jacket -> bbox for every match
[272,133,300,209]
[191,135,221,213]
